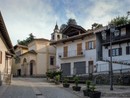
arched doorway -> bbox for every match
[30,60,35,76]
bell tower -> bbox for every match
[51,23,62,41]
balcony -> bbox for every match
[102,34,130,46]
[58,50,85,59]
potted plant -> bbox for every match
[72,76,81,91]
[89,83,101,98]
[63,78,70,88]
[55,75,60,85]
[83,80,91,96]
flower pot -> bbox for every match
[72,86,81,91]
[63,83,70,88]
[89,91,101,98]
[83,90,91,96]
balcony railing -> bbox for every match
[58,50,85,59]
[102,34,130,45]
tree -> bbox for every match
[17,33,35,46]
[67,18,77,25]
[109,16,130,26]
[60,24,67,32]
[92,23,103,29]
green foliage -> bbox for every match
[86,80,91,90]
[63,78,69,84]
[109,16,130,26]
[55,75,60,82]
[92,23,103,29]
[17,33,35,46]
[90,83,96,92]
[67,18,77,25]
[46,71,54,79]
[73,76,79,87]
[46,71,62,79]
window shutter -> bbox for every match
[77,43,82,55]
[126,46,129,54]
[108,49,110,57]
[86,42,88,50]
[64,46,68,57]
[93,40,96,49]
[0,51,2,64]
[119,48,122,55]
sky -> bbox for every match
[0,0,130,45]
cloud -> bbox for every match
[1,0,130,45]
[0,0,59,45]
[65,9,76,19]
[82,0,130,29]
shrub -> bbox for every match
[55,75,60,81]
[63,78,69,84]
[86,80,91,91]
[74,76,79,87]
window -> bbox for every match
[77,43,82,55]
[0,51,2,64]
[108,48,122,56]
[50,56,54,65]
[57,35,60,39]
[86,41,96,50]
[88,41,93,49]
[63,46,68,57]
[121,28,126,36]
[126,46,130,55]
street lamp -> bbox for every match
[127,11,130,17]
[101,24,119,91]
[109,24,114,91]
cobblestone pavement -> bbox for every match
[1,78,36,98]
[0,78,82,98]
[1,78,130,98]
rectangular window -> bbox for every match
[108,48,122,56]
[0,51,2,64]
[126,46,130,55]
[77,43,82,55]
[88,41,93,49]
[63,46,68,57]
[50,56,54,65]
[121,28,126,36]
[86,40,96,50]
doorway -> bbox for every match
[17,69,21,76]
[30,62,33,76]
[88,61,94,75]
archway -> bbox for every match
[30,60,35,76]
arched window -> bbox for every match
[57,35,60,39]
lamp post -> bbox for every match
[109,24,115,91]
[102,24,119,91]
